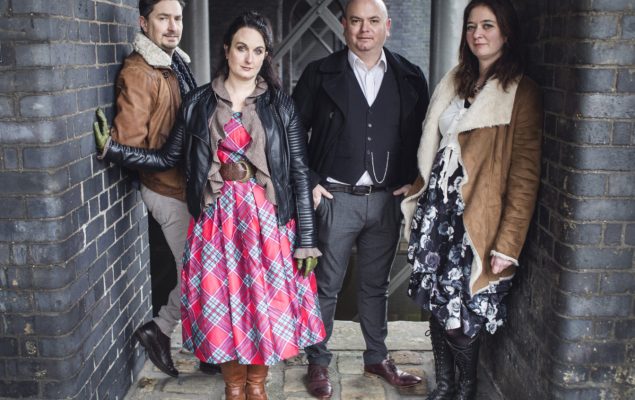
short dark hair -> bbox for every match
[213,11,281,90]
[138,0,185,19]
[455,0,524,98]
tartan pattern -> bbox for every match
[181,115,325,365]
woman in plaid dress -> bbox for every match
[96,11,325,400]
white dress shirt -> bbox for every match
[348,49,388,106]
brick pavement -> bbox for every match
[124,321,501,400]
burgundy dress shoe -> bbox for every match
[364,358,421,387]
[199,361,221,375]
[134,321,178,377]
[306,364,332,399]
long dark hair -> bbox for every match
[455,0,524,98]
[213,11,281,90]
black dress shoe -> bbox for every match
[199,361,221,375]
[307,364,332,399]
[134,321,178,377]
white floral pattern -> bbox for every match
[407,151,512,337]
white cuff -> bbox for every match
[490,250,519,266]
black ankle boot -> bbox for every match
[446,333,480,400]
[426,318,456,400]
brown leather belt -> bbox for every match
[219,160,255,182]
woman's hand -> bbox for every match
[93,108,110,153]
[491,255,513,274]
[296,256,318,277]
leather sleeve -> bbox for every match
[281,93,317,248]
[110,65,156,147]
[493,80,543,259]
[104,103,186,171]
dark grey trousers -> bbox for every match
[305,190,402,366]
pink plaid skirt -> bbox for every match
[180,115,325,365]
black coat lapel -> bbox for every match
[320,50,349,116]
[385,49,419,129]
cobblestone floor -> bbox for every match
[124,321,502,400]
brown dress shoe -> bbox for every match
[364,358,422,387]
[306,364,332,399]
[134,321,178,377]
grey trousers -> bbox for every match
[305,190,402,366]
[140,185,191,337]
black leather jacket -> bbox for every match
[104,83,317,248]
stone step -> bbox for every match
[124,320,501,400]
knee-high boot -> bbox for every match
[220,360,248,400]
[246,365,269,400]
[426,318,456,400]
[446,333,480,400]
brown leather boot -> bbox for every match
[246,364,269,400]
[220,360,248,400]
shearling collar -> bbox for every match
[423,66,520,140]
[132,32,191,68]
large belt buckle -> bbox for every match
[237,160,254,183]
[362,185,373,195]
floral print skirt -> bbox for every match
[406,151,512,337]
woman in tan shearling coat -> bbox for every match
[401,1,542,399]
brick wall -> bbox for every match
[384,0,431,79]
[0,1,150,398]
[480,2,635,399]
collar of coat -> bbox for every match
[315,47,423,121]
[318,47,420,79]
[132,32,191,68]
[422,66,520,140]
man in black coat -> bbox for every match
[292,0,429,397]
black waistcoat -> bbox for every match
[327,64,401,186]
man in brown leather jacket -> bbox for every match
[98,0,216,378]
